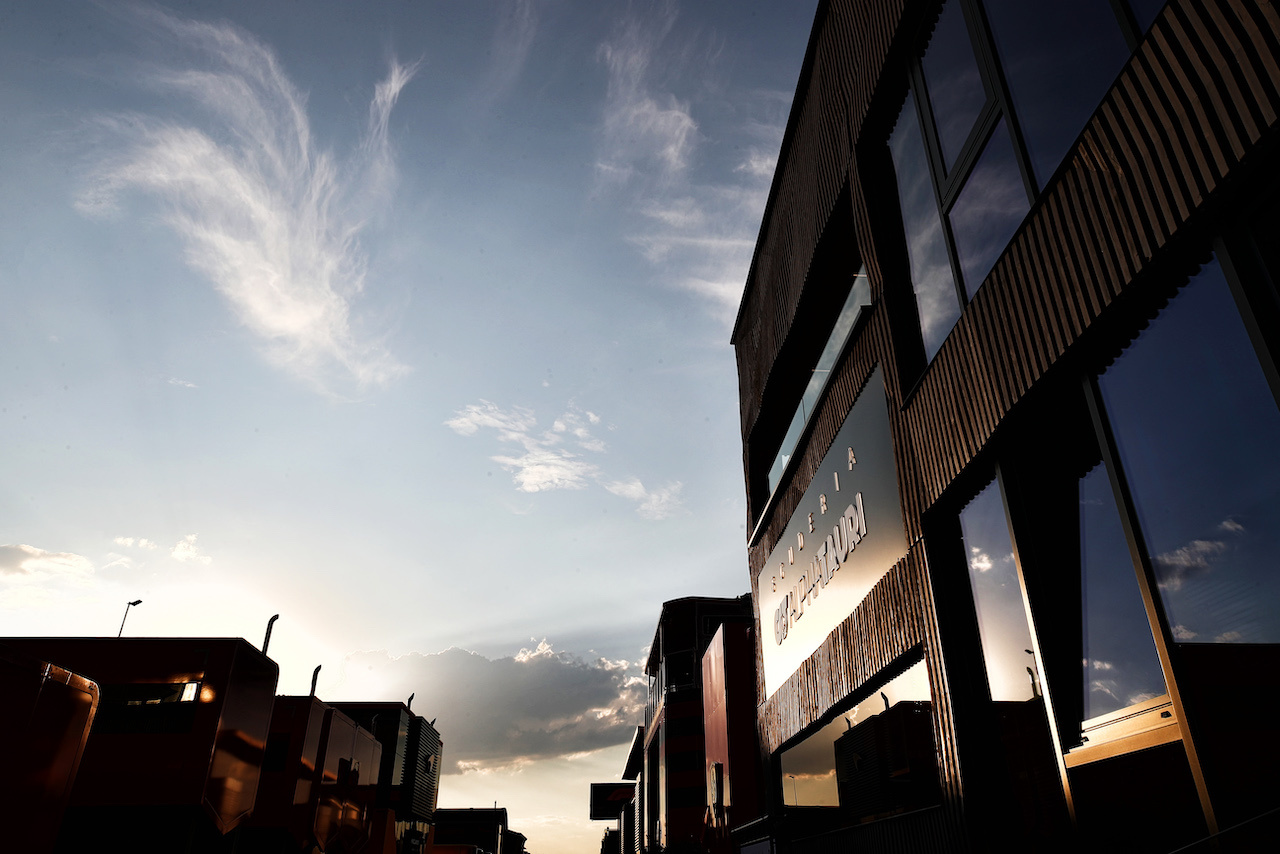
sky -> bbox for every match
[0,1,817,850]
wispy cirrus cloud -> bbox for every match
[447,400,684,518]
[76,5,415,391]
[593,5,794,324]
[480,0,539,103]
[596,3,696,184]
[338,641,644,773]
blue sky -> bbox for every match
[0,1,816,849]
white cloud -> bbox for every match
[493,448,599,493]
[604,478,685,520]
[449,400,682,517]
[1218,518,1245,534]
[596,6,697,182]
[969,547,993,573]
[76,6,414,391]
[1153,539,1227,591]
[481,0,539,103]
[338,642,644,773]
[591,7,792,325]
[735,149,777,177]
[114,536,158,550]
[171,533,212,565]
[1172,624,1198,641]
[448,401,604,493]
[446,401,538,440]
[0,544,93,579]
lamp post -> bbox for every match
[788,774,798,806]
[117,599,142,637]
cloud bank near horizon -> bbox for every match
[338,641,644,773]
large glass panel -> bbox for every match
[765,269,871,493]
[890,90,962,361]
[1098,259,1280,644]
[947,119,1030,298]
[778,660,934,814]
[960,480,1036,702]
[1128,0,1168,34]
[919,0,987,173]
[985,0,1130,188]
[1080,465,1166,720]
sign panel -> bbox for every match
[589,782,635,820]
[757,366,907,698]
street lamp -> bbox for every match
[118,599,142,637]
[788,774,798,806]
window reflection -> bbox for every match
[778,660,934,817]
[890,90,961,361]
[1080,465,1166,720]
[984,0,1129,188]
[1098,259,1280,645]
[960,480,1036,702]
[919,0,986,173]
[765,269,871,494]
[1127,0,1168,34]
[948,120,1030,298]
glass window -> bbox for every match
[1128,0,1168,35]
[890,90,962,362]
[766,269,871,493]
[984,0,1130,188]
[948,119,1030,297]
[919,0,987,173]
[960,480,1037,701]
[778,659,934,816]
[1098,259,1280,645]
[1079,464,1166,720]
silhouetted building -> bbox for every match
[431,807,525,854]
[337,702,444,852]
[733,0,1280,850]
[1,637,277,853]
[640,596,753,853]
[1,643,98,854]
[589,781,636,854]
[242,695,390,854]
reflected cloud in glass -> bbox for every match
[948,120,1029,298]
[1098,259,1280,644]
[1080,465,1166,719]
[920,0,986,173]
[890,90,961,360]
[960,480,1036,702]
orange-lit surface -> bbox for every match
[1,644,99,854]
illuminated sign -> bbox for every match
[757,366,907,698]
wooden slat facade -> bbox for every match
[734,0,1280,848]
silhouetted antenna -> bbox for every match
[407,692,414,710]
[880,691,889,711]
[262,614,279,655]
[310,665,322,697]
